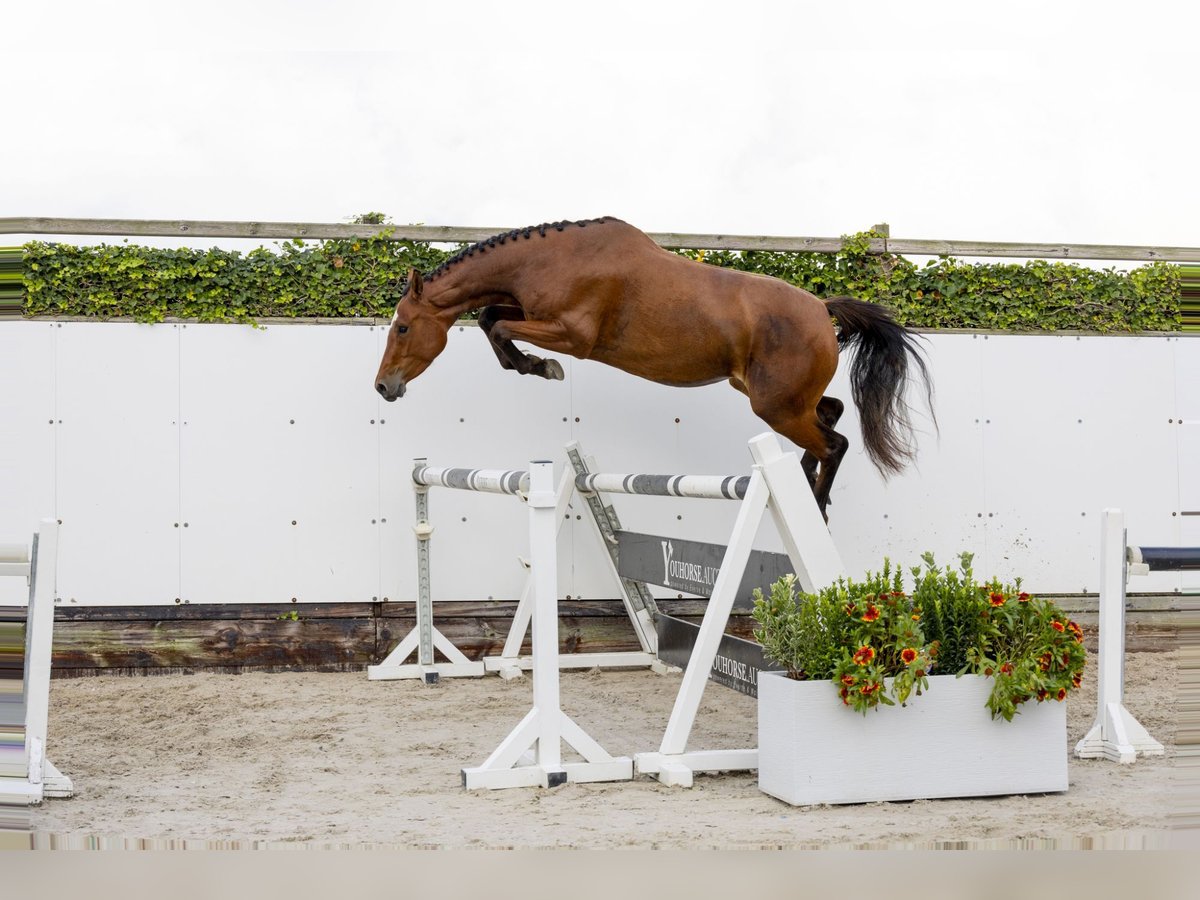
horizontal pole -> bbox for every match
[2,217,1198,262]
[575,472,750,501]
[1130,546,1200,571]
[412,464,529,496]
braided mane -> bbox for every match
[425,217,616,283]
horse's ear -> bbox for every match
[407,268,424,301]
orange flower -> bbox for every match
[999,662,1014,675]
[990,592,1006,607]
[852,646,875,666]
[859,681,882,695]
[840,674,856,686]
[1038,652,1052,672]
[1056,688,1067,701]
[1037,689,1048,701]
[1018,592,1031,603]
[843,603,857,617]
[915,669,926,678]
[911,613,921,621]
[1072,672,1082,688]
[1051,621,1065,632]
[900,647,918,665]
[861,604,880,623]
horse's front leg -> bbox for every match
[478,305,565,381]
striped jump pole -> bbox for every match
[574,472,752,502]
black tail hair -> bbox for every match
[824,296,935,477]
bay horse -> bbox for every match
[374,217,932,518]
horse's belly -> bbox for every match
[589,344,734,389]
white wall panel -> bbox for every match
[1,322,1196,604]
[979,335,1180,593]
[53,323,180,604]
[0,322,56,604]
[825,334,987,583]
[1174,336,1199,591]
[179,323,381,604]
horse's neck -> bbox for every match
[426,254,520,316]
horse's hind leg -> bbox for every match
[750,392,848,521]
[801,396,845,493]
[478,305,564,380]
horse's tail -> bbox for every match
[823,296,934,477]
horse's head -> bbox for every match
[375,269,449,401]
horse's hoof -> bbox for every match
[540,359,565,381]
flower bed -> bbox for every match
[752,553,1085,805]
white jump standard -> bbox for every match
[573,432,846,787]
[460,461,633,789]
[367,456,658,683]
[1075,508,1173,763]
[365,458,489,682]
[1,519,73,805]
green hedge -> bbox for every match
[16,225,1183,332]
[22,232,450,323]
[679,232,1180,333]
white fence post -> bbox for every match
[1074,508,1164,763]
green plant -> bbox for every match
[751,574,851,682]
[963,586,1087,721]
[752,560,932,714]
[753,553,1087,720]
[22,213,454,323]
[910,551,986,674]
[680,232,1180,333]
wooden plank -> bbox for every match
[885,239,1200,262]
[3,217,1199,262]
[35,600,1181,675]
[54,601,373,622]
[51,616,377,672]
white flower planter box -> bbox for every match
[758,671,1069,806]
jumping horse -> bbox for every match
[374,217,932,518]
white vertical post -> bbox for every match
[1075,508,1164,762]
[1,518,73,804]
[23,521,58,786]
[461,461,633,790]
[527,460,563,777]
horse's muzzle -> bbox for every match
[375,375,406,401]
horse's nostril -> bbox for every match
[376,382,388,395]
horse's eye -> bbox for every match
[396,325,409,335]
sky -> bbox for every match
[4,0,1197,253]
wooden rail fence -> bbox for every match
[4,216,1200,261]
[4,219,1199,327]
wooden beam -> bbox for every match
[3,216,1199,262]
